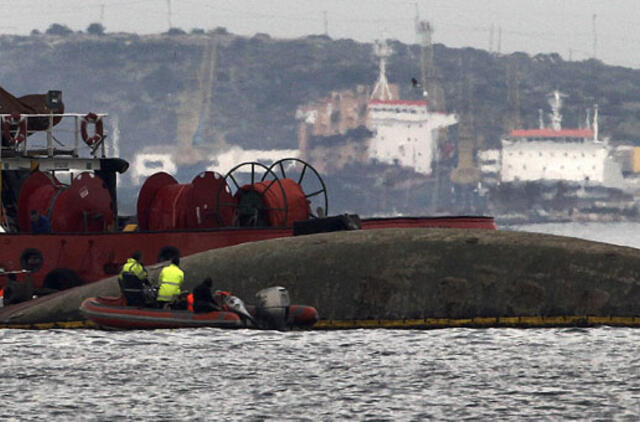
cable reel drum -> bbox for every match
[216,158,328,227]
[137,171,235,231]
[264,158,328,221]
[216,162,289,227]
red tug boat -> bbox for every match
[0,88,497,297]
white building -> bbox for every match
[130,147,177,185]
[206,146,298,174]
[366,40,457,175]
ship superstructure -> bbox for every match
[481,91,624,189]
[366,40,457,175]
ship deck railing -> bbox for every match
[0,113,109,160]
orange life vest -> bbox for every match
[187,293,194,312]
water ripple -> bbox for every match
[1,327,640,420]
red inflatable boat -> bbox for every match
[80,295,319,330]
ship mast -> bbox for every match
[548,90,567,130]
[370,39,393,101]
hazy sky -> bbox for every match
[6,0,640,68]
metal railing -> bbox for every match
[0,113,109,160]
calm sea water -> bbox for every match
[2,222,640,421]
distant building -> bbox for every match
[206,146,298,174]
[130,147,177,185]
[296,85,372,171]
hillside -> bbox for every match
[2,30,640,215]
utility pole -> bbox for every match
[414,2,420,43]
[497,26,502,55]
[592,14,597,59]
[100,4,105,24]
[323,11,328,36]
[505,59,521,132]
[489,23,494,53]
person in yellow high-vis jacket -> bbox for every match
[156,256,184,308]
[118,251,148,306]
[119,251,148,282]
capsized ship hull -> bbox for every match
[0,216,497,290]
[5,227,640,330]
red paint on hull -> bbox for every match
[0,216,496,289]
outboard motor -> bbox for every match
[255,286,290,330]
[224,294,254,325]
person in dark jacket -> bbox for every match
[30,210,51,234]
[192,277,218,313]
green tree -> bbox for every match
[46,23,73,36]
[87,23,105,35]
